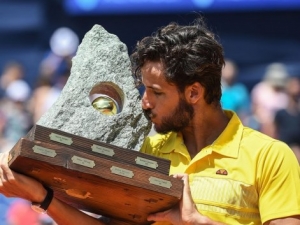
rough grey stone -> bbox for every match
[37,24,151,151]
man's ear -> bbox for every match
[185,82,203,104]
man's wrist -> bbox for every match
[31,185,54,213]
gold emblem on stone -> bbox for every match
[92,96,118,115]
[89,82,124,115]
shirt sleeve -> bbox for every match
[257,140,300,223]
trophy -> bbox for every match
[8,25,183,225]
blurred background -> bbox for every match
[0,0,300,224]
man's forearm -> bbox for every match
[47,197,106,225]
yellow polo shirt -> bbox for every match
[140,111,300,225]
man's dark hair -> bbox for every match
[131,18,225,104]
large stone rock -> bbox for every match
[37,24,151,150]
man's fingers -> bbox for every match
[172,173,186,179]
[0,152,14,182]
[173,174,191,196]
[0,152,9,164]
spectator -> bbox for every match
[39,27,78,85]
[28,76,62,123]
[250,62,289,137]
[221,59,250,123]
[274,76,300,163]
[0,79,33,151]
[0,62,25,98]
[0,63,33,224]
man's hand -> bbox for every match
[147,173,226,225]
[147,173,206,225]
[0,151,47,203]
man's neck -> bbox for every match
[181,108,230,159]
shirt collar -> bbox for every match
[211,110,243,158]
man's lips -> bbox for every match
[143,109,154,121]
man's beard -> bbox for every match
[143,97,194,134]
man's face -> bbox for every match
[141,61,194,134]
[151,96,194,134]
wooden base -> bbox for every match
[8,127,183,225]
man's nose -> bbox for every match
[142,92,151,110]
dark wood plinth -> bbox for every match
[8,126,183,225]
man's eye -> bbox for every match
[154,92,162,96]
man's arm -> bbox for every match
[264,216,300,225]
[0,152,105,225]
[147,174,226,225]
[47,197,105,225]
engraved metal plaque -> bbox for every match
[32,145,57,157]
[71,156,95,168]
[49,133,73,145]
[149,176,172,189]
[111,166,134,178]
[135,157,158,169]
[91,144,115,157]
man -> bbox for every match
[220,58,251,124]
[274,76,300,164]
[1,18,300,225]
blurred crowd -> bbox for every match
[0,27,78,225]
[221,59,300,162]
[0,29,300,224]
